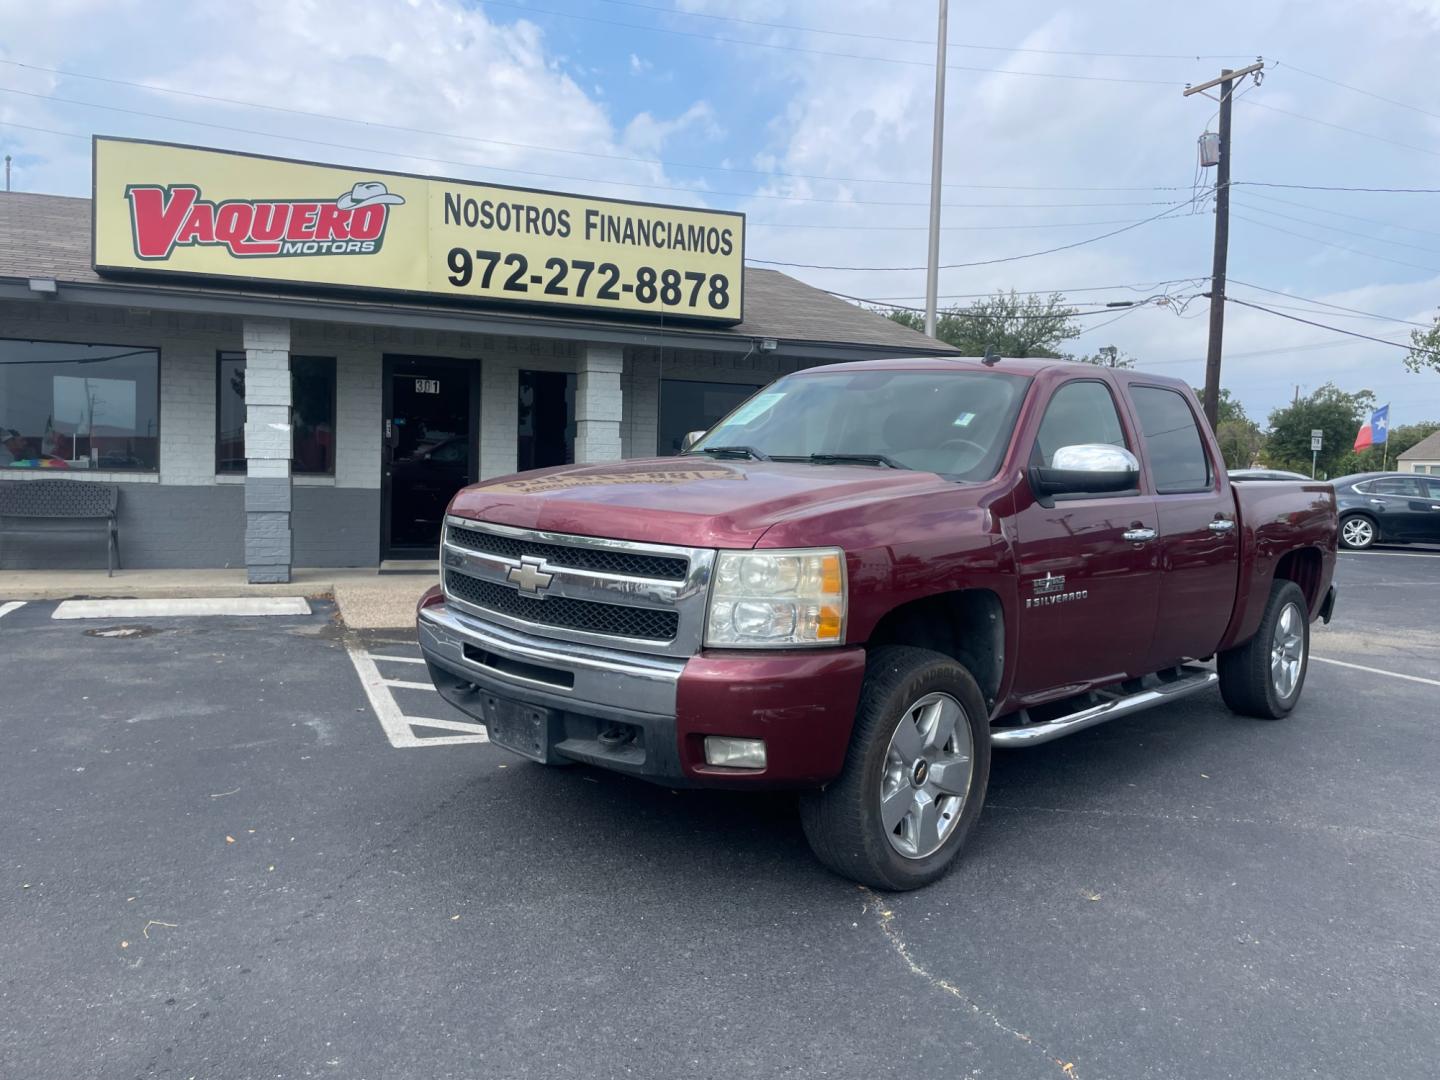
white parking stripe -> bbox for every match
[369,654,427,664]
[1340,550,1440,560]
[346,643,489,749]
[381,679,440,691]
[0,601,26,620]
[1312,655,1440,688]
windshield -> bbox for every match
[690,368,1031,480]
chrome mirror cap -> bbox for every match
[1051,443,1141,473]
[681,430,707,452]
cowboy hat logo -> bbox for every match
[336,181,406,210]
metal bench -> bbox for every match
[0,480,121,576]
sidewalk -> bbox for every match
[0,567,435,629]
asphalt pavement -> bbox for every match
[2,550,1438,1080]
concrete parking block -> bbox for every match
[51,596,311,619]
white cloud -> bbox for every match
[0,0,713,205]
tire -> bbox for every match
[799,646,991,891]
[1217,579,1310,720]
[1339,514,1378,550]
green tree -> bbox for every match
[1072,344,1136,368]
[1189,387,1262,467]
[1407,310,1440,373]
[885,291,1081,357]
[1263,383,1376,477]
[1193,387,1250,428]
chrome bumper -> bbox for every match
[418,601,685,720]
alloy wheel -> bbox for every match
[879,692,974,859]
[1341,518,1374,548]
[1270,601,1305,700]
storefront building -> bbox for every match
[0,139,952,581]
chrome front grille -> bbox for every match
[445,523,688,581]
[440,516,715,657]
[443,571,681,642]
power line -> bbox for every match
[1237,97,1440,158]
[1239,189,1440,238]
[825,290,1177,316]
[0,100,1190,211]
[1227,279,1434,328]
[1231,212,1440,273]
[750,216,1148,231]
[1143,328,1415,367]
[1224,296,1418,349]
[858,277,1210,301]
[1272,60,1440,123]
[1231,200,1440,256]
[0,59,1196,193]
[477,1,1185,85]
[591,0,1252,60]
[748,197,1203,271]
[1233,181,1440,193]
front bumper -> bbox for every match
[417,598,866,788]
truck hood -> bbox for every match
[448,457,956,548]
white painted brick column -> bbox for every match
[479,363,519,480]
[575,343,623,463]
[242,317,293,584]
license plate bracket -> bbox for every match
[481,693,555,762]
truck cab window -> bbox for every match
[1033,380,1127,466]
[1131,386,1212,494]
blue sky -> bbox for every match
[3,0,1439,425]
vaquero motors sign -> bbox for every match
[125,181,400,259]
[93,136,745,323]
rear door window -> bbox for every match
[1371,477,1424,497]
[1131,386,1212,494]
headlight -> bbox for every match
[705,548,846,647]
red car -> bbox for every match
[418,357,1338,889]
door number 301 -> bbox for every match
[415,378,441,394]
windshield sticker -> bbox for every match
[952,412,976,427]
[725,392,784,426]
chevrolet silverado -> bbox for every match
[417,357,1338,890]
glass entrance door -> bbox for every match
[381,355,477,557]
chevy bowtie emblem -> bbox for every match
[1033,572,1066,596]
[506,556,555,596]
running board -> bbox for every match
[990,666,1219,748]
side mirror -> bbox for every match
[1031,443,1140,498]
[681,430,707,452]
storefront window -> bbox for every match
[216,353,336,474]
[0,338,160,472]
[657,378,762,456]
[517,369,576,472]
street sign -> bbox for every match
[1311,430,1324,452]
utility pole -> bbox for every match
[923,0,948,338]
[1184,58,1263,429]
[4,155,10,193]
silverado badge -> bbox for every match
[1026,572,1088,609]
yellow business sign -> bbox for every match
[92,137,745,324]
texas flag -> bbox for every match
[1354,404,1390,451]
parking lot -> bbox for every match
[3,550,1439,1080]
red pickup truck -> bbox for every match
[418,357,1338,889]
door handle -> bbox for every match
[1208,519,1236,532]
[1431,505,1440,511]
[1369,499,1385,505]
[1123,527,1157,542]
